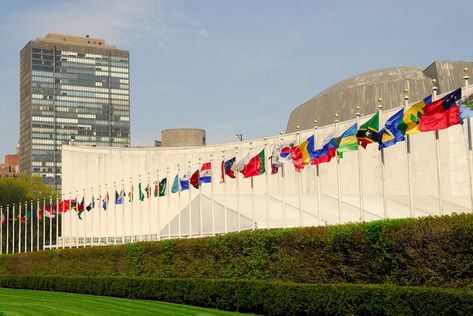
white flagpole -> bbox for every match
[155,172,161,241]
[378,99,388,218]
[68,193,72,248]
[432,79,443,215]
[49,196,52,250]
[55,195,59,249]
[177,165,181,239]
[104,186,108,245]
[63,194,67,248]
[463,67,473,212]
[6,204,10,254]
[221,152,228,234]
[121,180,125,244]
[113,182,117,245]
[36,199,40,251]
[24,202,28,252]
[264,139,270,229]
[42,198,46,250]
[147,173,152,241]
[314,120,321,226]
[166,167,171,239]
[187,162,192,238]
[355,107,365,221]
[11,205,14,253]
[235,148,241,232]
[210,154,216,236]
[138,175,143,241]
[82,190,86,248]
[97,187,102,245]
[198,158,203,236]
[74,193,78,248]
[18,202,21,253]
[248,143,255,230]
[296,126,303,227]
[404,88,415,217]
[335,114,342,223]
[129,178,134,243]
[280,133,287,228]
[0,206,3,254]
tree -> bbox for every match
[0,174,56,207]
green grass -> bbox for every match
[0,288,252,316]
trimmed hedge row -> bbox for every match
[1,213,473,288]
[0,276,472,315]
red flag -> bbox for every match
[190,169,200,189]
[240,150,265,178]
[220,160,225,183]
[419,88,461,132]
[290,146,304,171]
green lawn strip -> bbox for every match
[0,288,254,316]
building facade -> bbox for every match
[19,34,130,189]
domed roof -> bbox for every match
[286,66,434,132]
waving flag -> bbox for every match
[357,111,380,148]
[336,123,358,158]
[459,94,473,120]
[290,145,304,171]
[190,169,200,189]
[1,211,6,225]
[378,108,405,150]
[180,175,190,191]
[221,157,236,183]
[102,192,109,210]
[115,190,123,205]
[200,162,212,183]
[311,138,338,165]
[278,146,292,164]
[240,149,266,178]
[171,174,180,193]
[159,178,167,197]
[236,152,251,171]
[419,88,461,132]
[86,196,95,211]
[398,95,432,135]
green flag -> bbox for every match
[138,181,145,201]
[159,178,167,197]
[356,111,379,149]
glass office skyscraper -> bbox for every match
[19,34,130,189]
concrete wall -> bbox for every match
[61,87,473,243]
[161,128,206,147]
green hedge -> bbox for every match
[0,276,472,315]
[1,213,473,288]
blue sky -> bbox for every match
[0,0,472,158]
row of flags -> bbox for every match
[1,87,471,223]
[272,87,471,172]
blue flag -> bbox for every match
[171,175,180,193]
[460,94,473,120]
[115,190,123,205]
[180,175,190,191]
[378,108,405,150]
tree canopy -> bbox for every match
[0,174,56,207]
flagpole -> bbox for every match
[463,67,473,213]
[89,189,93,247]
[6,204,9,254]
[280,133,287,228]
[74,192,78,248]
[166,167,171,239]
[49,196,52,250]
[235,148,241,232]
[221,152,228,234]
[432,79,443,215]
[187,162,192,238]
[177,165,182,239]
[97,187,102,245]
[147,173,152,241]
[68,192,72,248]
[42,198,45,250]
[36,199,40,251]
[129,177,134,242]
[18,202,21,253]
[198,158,203,236]
[156,171,161,241]
[55,195,59,249]
[103,186,108,245]
[138,175,143,241]
[249,143,256,230]
[24,202,28,252]
[120,180,124,244]
[314,120,321,226]
[404,88,415,217]
[264,138,270,229]
[82,189,86,248]
[210,154,216,236]
[12,204,16,253]
[335,114,342,223]
[0,206,3,254]
[296,126,303,226]
[355,107,365,221]
[378,99,388,218]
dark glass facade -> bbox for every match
[20,35,130,189]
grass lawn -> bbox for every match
[0,288,253,316]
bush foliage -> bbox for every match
[0,276,472,315]
[1,213,473,288]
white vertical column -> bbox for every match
[7,205,10,254]
[264,139,270,229]
[187,162,192,238]
[147,173,152,241]
[463,67,473,213]
[0,206,2,254]
[313,120,321,226]
[104,186,109,245]
[121,180,125,244]
[432,79,443,215]
[68,193,72,248]
[129,178,134,242]
[335,114,342,223]
[177,165,181,239]
[155,172,161,240]
[42,198,46,250]
[235,148,241,232]
[296,126,303,226]
[280,133,287,228]
[55,196,59,249]
[81,190,86,248]
[74,193,78,248]
[138,175,143,241]
[49,196,52,249]
[378,99,388,218]
[113,182,117,244]
[198,158,203,236]
[221,153,228,234]
[355,107,365,221]
[18,202,21,253]
[36,200,40,251]
[166,167,171,239]
[404,88,415,217]
[97,187,102,245]
[249,143,256,230]
[23,202,27,252]
[210,154,215,236]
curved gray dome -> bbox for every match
[286,61,473,132]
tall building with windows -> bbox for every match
[19,34,130,189]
